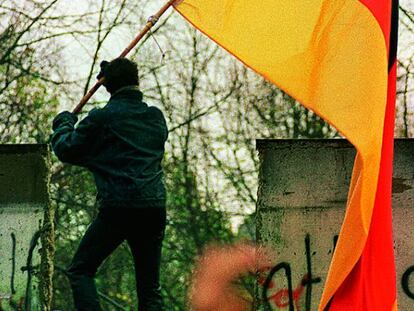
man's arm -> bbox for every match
[50,108,105,166]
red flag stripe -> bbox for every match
[327,1,398,309]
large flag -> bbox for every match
[173,0,399,310]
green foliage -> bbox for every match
[0,75,59,144]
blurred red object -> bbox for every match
[189,242,274,311]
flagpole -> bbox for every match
[72,0,177,114]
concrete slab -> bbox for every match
[256,139,414,311]
[0,145,53,311]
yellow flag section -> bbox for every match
[174,0,388,309]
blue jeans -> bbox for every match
[66,207,166,311]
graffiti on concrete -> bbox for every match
[261,234,322,311]
[402,266,414,300]
[0,229,42,311]
[260,234,414,310]
[10,233,16,296]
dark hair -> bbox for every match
[97,58,139,93]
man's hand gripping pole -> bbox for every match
[72,0,177,115]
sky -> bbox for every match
[53,0,414,101]
[48,0,413,114]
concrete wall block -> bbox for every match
[257,140,356,209]
[0,145,53,311]
[256,139,414,311]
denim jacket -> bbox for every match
[50,86,168,209]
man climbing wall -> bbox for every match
[50,58,168,311]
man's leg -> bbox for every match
[126,208,166,311]
[66,210,125,311]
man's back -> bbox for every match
[51,85,168,209]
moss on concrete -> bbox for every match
[0,144,49,204]
[39,146,54,311]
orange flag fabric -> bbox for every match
[173,0,398,309]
